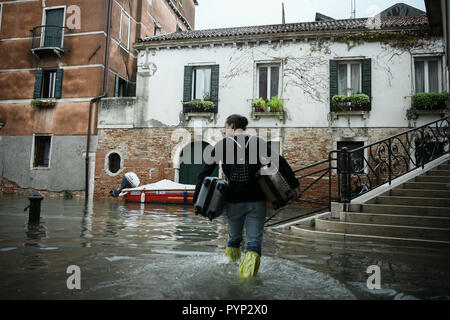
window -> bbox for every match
[33,69,63,99]
[114,75,134,97]
[147,0,152,5]
[192,67,211,100]
[257,64,280,100]
[179,0,183,6]
[176,24,183,32]
[414,57,442,93]
[108,153,121,174]
[34,136,51,168]
[337,141,364,173]
[337,61,361,96]
[42,8,65,48]
[119,9,131,49]
[42,70,57,98]
[0,4,3,31]
[183,64,219,112]
[154,24,161,36]
[330,59,371,111]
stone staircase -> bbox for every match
[290,158,450,248]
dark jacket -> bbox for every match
[193,134,299,203]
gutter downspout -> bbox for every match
[85,0,113,200]
[103,0,113,94]
[85,94,106,200]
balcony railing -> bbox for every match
[30,25,71,57]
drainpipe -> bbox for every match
[85,94,106,200]
[85,0,113,200]
[103,0,113,94]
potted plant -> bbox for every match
[252,98,267,112]
[31,99,57,109]
[331,93,370,112]
[183,99,215,112]
[411,92,448,110]
[267,96,284,112]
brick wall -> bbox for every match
[93,126,408,204]
[94,128,180,197]
[1,178,85,199]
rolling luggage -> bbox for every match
[256,165,295,210]
[194,177,229,221]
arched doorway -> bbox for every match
[179,141,218,185]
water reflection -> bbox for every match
[0,194,449,299]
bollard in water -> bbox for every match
[24,192,44,224]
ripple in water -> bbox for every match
[95,252,357,300]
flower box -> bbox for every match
[31,99,57,109]
[331,94,371,112]
[182,99,216,113]
[411,92,448,110]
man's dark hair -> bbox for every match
[226,114,248,130]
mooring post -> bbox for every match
[25,192,43,224]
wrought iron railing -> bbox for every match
[264,158,334,227]
[265,116,449,226]
[30,25,71,50]
[336,116,449,202]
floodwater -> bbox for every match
[0,194,449,300]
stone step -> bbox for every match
[290,225,450,249]
[438,164,450,170]
[391,188,450,198]
[340,212,450,228]
[316,218,450,242]
[402,182,450,190]
[427,170,450,176]
[376,196,450,208]
[416,176,450,183]
[357,204,450,217]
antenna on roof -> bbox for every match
[282,3,286,24]
[350,0,356,19]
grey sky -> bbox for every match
[195,0,426,30]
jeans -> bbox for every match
[225,201,266,256]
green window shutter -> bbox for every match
[183,66,193,102]
[55,69,64,99]
[33,70,44,99]
[329,60,338,108]
[210,64,219,112]
[362,58,372,110]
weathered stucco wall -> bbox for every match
[0,135,97,192]
[134,37,445,129]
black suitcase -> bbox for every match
[194,177,229,221]
[256,165,295,210]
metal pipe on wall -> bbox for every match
[85,0,113,200]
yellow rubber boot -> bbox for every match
[239,251,260,278]
[225,246,241,263]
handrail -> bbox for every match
[265,116,449,226]
[335,116,449,202]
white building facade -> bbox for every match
[94,14,448,195]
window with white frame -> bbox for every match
[257,64,280,100]
[192,67,212,100]
[414,57,442,93]
[337,61,361,96]
[42,70,57,99]
[120,9,131,49]
[33,136,52,168]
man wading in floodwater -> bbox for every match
[193,114,300,278]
